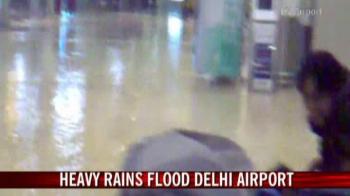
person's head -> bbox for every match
[297,51,349,129]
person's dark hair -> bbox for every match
[327,83,350,160]
[297,51,349,95]
[331,83,350,133]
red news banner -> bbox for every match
[0,172,350,188]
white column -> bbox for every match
[313,0,350,66]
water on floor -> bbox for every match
[0,10,318,196]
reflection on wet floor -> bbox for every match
[0,10,318,196]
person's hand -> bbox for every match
[309,159,322,171]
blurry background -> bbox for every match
[0,0,344,195]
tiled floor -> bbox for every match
[0,11,318,195]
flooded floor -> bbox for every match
[0,11,318,195]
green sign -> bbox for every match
[197,0,244,79]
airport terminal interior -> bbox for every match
[0,0,347,195]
